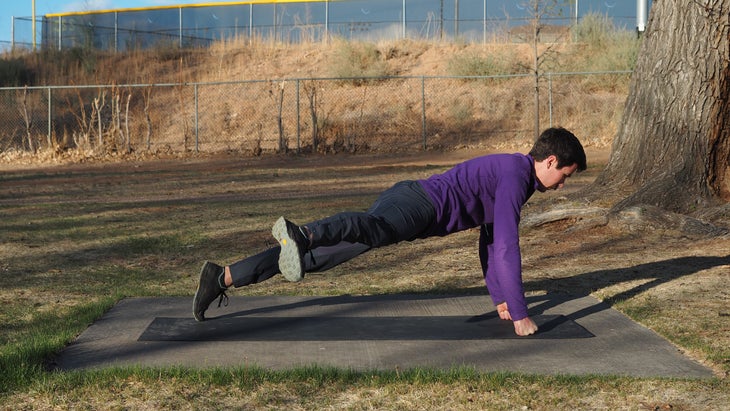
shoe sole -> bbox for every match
[192,261,211,321]
[272,217,304,282]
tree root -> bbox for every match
[522,204,730,238]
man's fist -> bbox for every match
[496,302,512,320]
[513,317,538,336]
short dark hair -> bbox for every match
[529,127,587,171]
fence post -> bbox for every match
[402,0,407,39]
[483,0,487,44]
[47,87,52,148]
[194,83,199,153]
[325,0,329,42]
[421,76,426,150]
[548,72,553,128]
[179,7,183,48]
[114,12,118,52]
[296,79,301,153]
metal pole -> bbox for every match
[324,0,329,43]
[439,0,443,40]
[548,73,553,127]
[296,79,301,153]
[194,83,199,153]
[483,0,487,44]
[574,0,579,42]
[636,0,648,35]
[421,76,427,150]
[32,0,36,50]
[11,16,15,50]
[402,0,406,39]
[47,87,52,146]
[58,16,62,50]
[114,12,118,52]
[179,7,184,47]
[454,0,459,38]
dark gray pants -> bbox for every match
[229,180,436,287]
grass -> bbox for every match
[0,152,728,409]
[446,49,524,77]
[329,40,391,84]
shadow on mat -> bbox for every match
[210,254,729,325]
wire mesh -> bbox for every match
[0,72,629,156]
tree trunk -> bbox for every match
[588,0,730,213]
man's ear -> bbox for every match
[546,154,558,168]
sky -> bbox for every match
[1,0,652,47]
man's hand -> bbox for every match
[496,302,512,320]
[497,303,538,336]
[513,317,538,336]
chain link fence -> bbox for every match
[0,71,630,158]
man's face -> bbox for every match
[537,158,578,192]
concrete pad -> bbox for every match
[53,294,714,378]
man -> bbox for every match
[193,127,586,336]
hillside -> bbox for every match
[1,20,639,162]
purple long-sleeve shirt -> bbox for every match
[418,153,538,321]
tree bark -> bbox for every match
[587,0,730,213]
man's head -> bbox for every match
[529,127,586,170]
[529,127,587,191]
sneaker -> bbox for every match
[192,261,229,321]
[272,216,308,282]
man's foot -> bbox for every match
[192,261,229,321]
[272,216,308,282]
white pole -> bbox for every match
[637,0,648,33]
[402,0,406,39]
[32,0,36,50]
[483,0,486,44]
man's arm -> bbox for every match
[490,188,529,322]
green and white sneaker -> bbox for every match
[272,216,308,282]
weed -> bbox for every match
[329,41,390,85]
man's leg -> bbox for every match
[227,242,371,287]
[194,241,371,321]
[305,181,436,248]
[274,180,436,281]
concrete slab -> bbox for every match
[53,294,714,378]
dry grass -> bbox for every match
[6,373,724,410]
[1,34,635,162]
[0,148,728,409]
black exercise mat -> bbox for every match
[138,314,593,341]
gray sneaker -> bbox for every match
[272,217,308,282]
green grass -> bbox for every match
[0,298,115,393]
